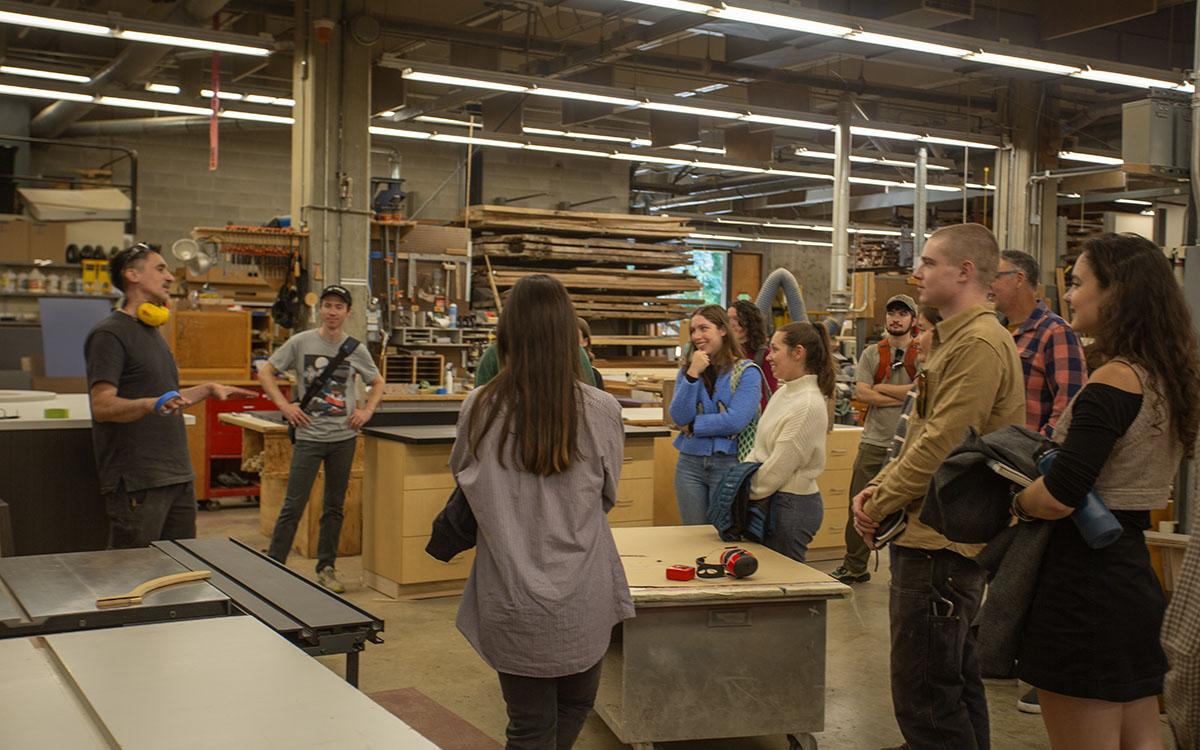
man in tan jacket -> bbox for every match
[853,223,1024,750]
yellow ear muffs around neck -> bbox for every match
[136,303,170,327]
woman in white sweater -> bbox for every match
[746,320,838,562]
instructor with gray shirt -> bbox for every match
[258,284,384,593]
[86,244,255,548]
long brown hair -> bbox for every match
[730,299,768,355]
[1083,233,1200,455]
[775,321,837,399]
[682,304,744,393]
[469,274,582,475]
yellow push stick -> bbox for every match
[95,570,212,608]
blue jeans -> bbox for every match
[674,452,737,525]
[763,491,823,563]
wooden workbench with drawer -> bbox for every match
[360,424,667,598]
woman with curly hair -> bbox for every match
[1013,233,1200,749]
[727,299,778,409]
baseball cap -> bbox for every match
[886,294,917,315]
[320,284,353,306]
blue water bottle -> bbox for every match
[449,302,458,328]
[1036,448,1123,549]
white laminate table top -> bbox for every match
[0,392,195,430]
[1,617,437,749]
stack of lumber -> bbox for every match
[464,205,690,238]
[854,239,901,271]
[469,206,700,356]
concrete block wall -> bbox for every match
[762,244,832,312]
[29,130,632,249]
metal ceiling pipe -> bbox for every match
[914,147,927,271]
[30,0,236,138]
[829,95,853,311]
[62,115,282,136]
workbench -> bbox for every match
[599,525,850,750]
[0,617,436,748]
[0,391,195,555]
[360,422,669,597]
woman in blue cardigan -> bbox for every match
[669,304,763,524]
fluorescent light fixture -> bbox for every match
[1115,198,1153,206]
[794,149,837,160]
[243,94,276,104]
[273,97,295,107]
[417,115,475,127]
[852,228,904,236]
[221,110,294,124]
[693,161,767,173]
[921,184,963,192]
[672,143,726,154]
[402,70,528,93]
[714,218,761,225]
[0,65,89,83]
[766,168,830,179]
[964,51,1080,76]
[1073,68,1187,91]
[95,95,210,115]
[920,135,998,150]
[369,126,431,139]
[0,9,108,36]
[0,83,93,102]
[1140,209,1155,216]
[525,144,608,157]
[851,126,921,141]
[641,101,740,119]
[523,126,642,145]
[694,83,729,94]
[528,87,638,107]
[844,31,970,58]
[145,82,181,94]
[201,88,243,101]
[609,152,692,165]
[708,6,852,38]
[1058,150,1123,166]
[621,0,713,12]
[430,133,524,148]
[631,138,654,146]
[1058,192,1082,199]
[850,176,905,187]
[741,113,834,131]
[115,29,271,57]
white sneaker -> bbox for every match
[317,567,345,594]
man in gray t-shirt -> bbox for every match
[258,285,383,592]
[830,294,918,583]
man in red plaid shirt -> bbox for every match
[989,249,1088,716]
[990,250,1088,437]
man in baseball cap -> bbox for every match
[829,290,920,584]
[319,284,353,306]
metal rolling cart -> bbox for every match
[599,526,850,750]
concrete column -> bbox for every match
[291,0,375,338]
[829,95,852,310]
[994,80,1039,252]
[1038,177,1060,287]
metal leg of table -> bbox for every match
[346,650,360,687]
[789,732,818,750]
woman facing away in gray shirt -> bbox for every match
[449,274,635,750]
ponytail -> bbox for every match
[777,321,837,399]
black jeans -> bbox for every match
[496,659,604,750]
[890,546,989,750]
[105,481,196,548]
[267,437,356,572]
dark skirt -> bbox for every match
[1016,510,1167,702]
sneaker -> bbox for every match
[830,566,871,584]
[1017,687,1041,714]
[316,567,346,594]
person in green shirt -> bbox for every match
[474,342,596,387]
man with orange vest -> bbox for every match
[831,294,919,583]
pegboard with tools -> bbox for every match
[190,225,307,284]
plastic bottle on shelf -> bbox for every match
[449,302,458,328]
[27,268,45,293]
[46,273,61,294]
[0,268,14,293]
[15,271,28,292]
[444,363,455,394]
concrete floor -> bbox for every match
[197,505,1158,750]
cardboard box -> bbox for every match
[0,217,31,262]
[64,221,125,255]
[398,224,470,257]
[28,222,69,263]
